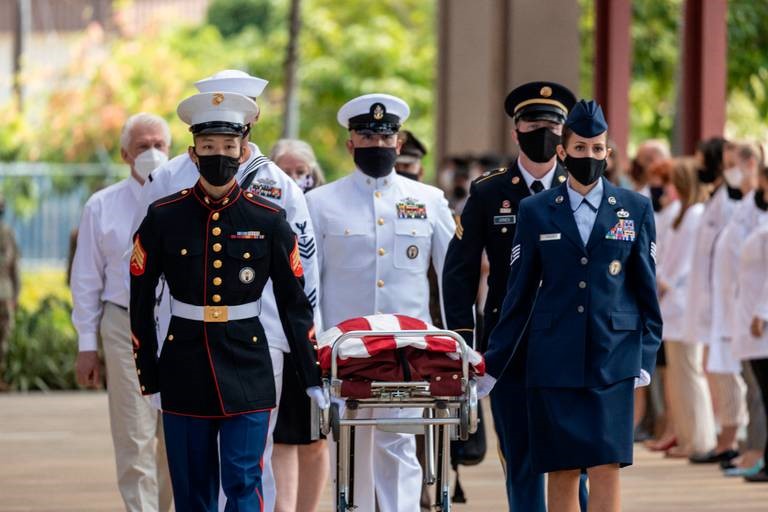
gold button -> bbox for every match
[167,334,174,341]
[181,189,189,195]
[180,248,188,256]
[501,227,508,233]
[213,277,222,286]
[316,361,320,366]
[378,218,384,226]
[212,227,222,236]
[213,243,222,252]
[378,248,385,256]
[246,192,254,198]
[452,374,458,380]
[141,385,146,392]
[137,369,141,376]
[243,252,251,259]
[204,197,210,204]
[213,259,223,269]
[212,212,220,221]
[252,336,258,343]
[375,191,382,198]
[212,294,222,303]
[435,376,442,382]
[223,198,230,205]
[377,279,384,288]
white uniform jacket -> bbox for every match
[682,186,739,345]
[709,191,768,372]
[306,169,455,328]
[129,142,321,350]
[656,202,703,342]
[734,203,768,361]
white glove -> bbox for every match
[306,386,330,410]
[634,369,651,389]
[147,392,162,410]
[475,374,497,399]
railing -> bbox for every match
[0,162,128,267]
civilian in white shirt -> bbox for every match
[71,113,173,512]
[653,158,708,457]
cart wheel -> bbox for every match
[459,400,470,441]
[320,381,331,436]
[440,490,451,511]
[337,492,348,512]
[467,379,479,434]
[330,401,341,442]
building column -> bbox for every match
[679,0,727,154]
[594,0,631,167]
[437,0,580,165]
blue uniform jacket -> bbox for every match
[485,178,662,388]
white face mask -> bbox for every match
[723,166,743,188]
[294,174,315,193]
[133,148,169,180]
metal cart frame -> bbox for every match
[319,329,479,512]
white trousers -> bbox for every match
[101,302,173,512]
[329,406,423,512]
[219,346,284,512]
[665,340,717,454]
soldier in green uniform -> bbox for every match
[0,194,20,390]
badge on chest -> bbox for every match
[396,197,427,219]
[250,178,283,200]
[605,219,635,242]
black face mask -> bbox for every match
[698,166,718,184]
[396,170,420,181]
[755,188,768,211]
[354,147,397,178]
[195,152,240,187]
[726,185,743,200]
[516,127,561,163]
[564,156,607,186]
[650,186,664,212]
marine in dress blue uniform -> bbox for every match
[479,100,662,510]
[442,82,583,511]
[130,92,324,512]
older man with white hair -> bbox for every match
[71,113,173,511]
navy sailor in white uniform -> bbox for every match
[477,100,662,512]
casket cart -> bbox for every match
[316,315,484,512]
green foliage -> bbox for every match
[207,0,282,38]
[4,296,78,391]
[628,0,682,146]
[5,1,437,182]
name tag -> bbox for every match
[493,215,516,225]
[540,233,561,241]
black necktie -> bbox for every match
[531,180,544,194]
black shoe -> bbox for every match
[689,449,739,464]
[744,470,768,482]
[720,458,738,470]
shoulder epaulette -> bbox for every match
[475,167,508,184]
[153,188,192,208]
[243,191,282,213]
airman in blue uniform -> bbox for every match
[477,100,662,512]
[442,82,587,511]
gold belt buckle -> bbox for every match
[204,305,228,322]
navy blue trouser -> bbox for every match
[490,371,588,511]
[163,411,270,512]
